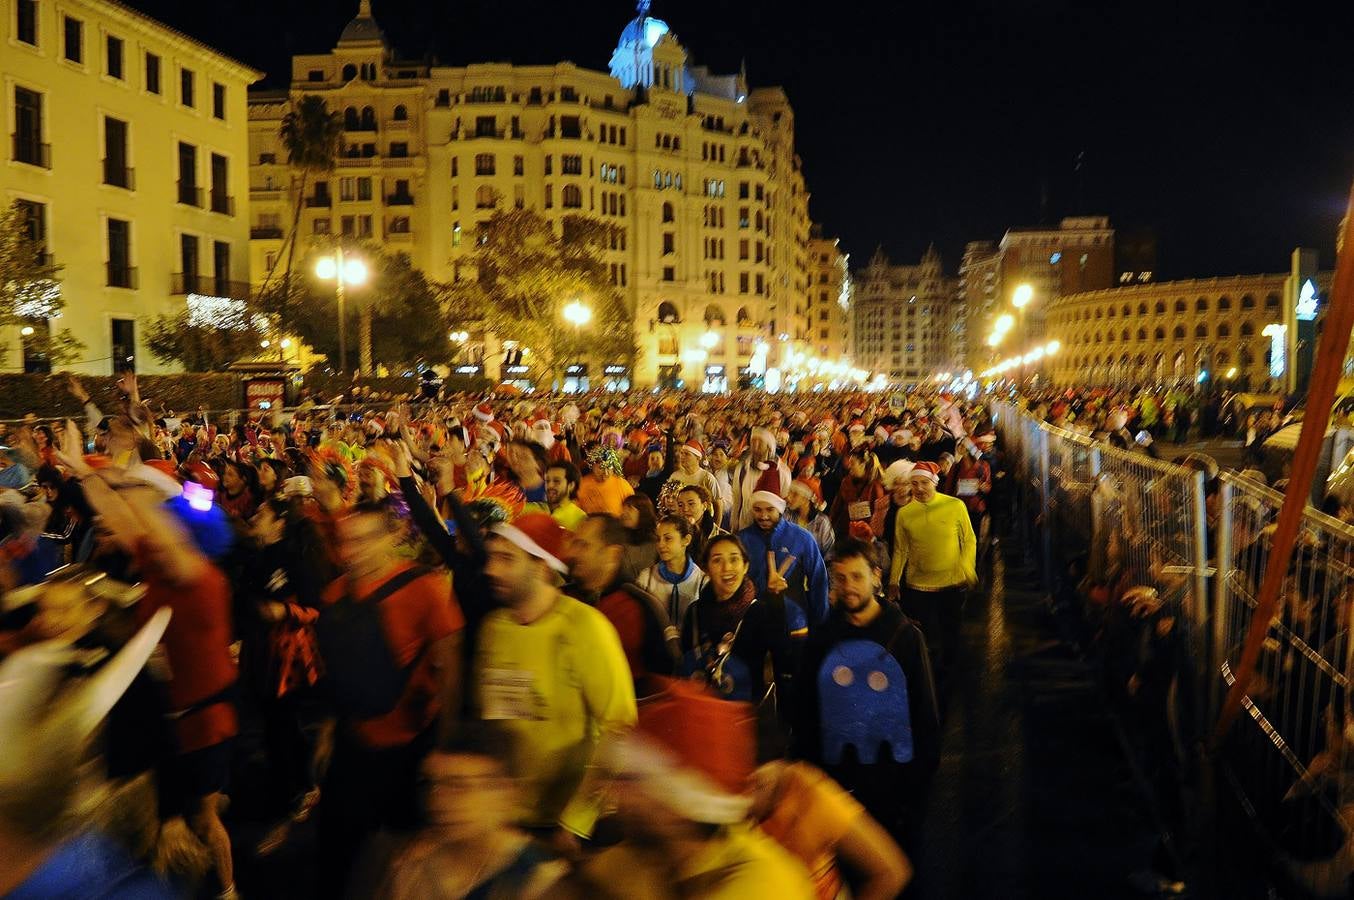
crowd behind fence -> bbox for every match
[994,399,1354,895]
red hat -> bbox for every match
[911,461,941,483]
[473,403,495,423]
[788,476,824,509]
[681,439,704,459]
[608,678,756,824]
[491,513,569,573]
[182,460,218,490]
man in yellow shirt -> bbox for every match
[545,461,588,530]
[887,461,977,685]
[478,513,637,840]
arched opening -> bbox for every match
[1241,294,1256,310]
[393,104,408,121]
[1138,302,1148,316]
[1195,323,1208,338]
[1265,293,1280,309]
[344,106,359,130]
[656,301,679,324]
[1155,301,1166,315]
[1137,328,1147,341]
[703,304,726,326]
[360,106,376,129]
[1121,328,1130,342]
[1217,295,1232,311]
[1216,323,1231,338]
[1240,347,1254,366]
[562,185,582,208]
[1154,327,1165,341]
[1196,297,1209,313]
[736,306,752,325]
[1240,321,1254,337]
[342,64,357,81]
[1174,299,1186,314]
[1173,325,1185,339]
[1122,304,1131,317]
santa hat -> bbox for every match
[788,476,824,509]
[681,439,704,459]
[750,427,777,454]
[848,421,866,434]
[531,418,556,449]
[884,459,915,487]
[491,513,569,574]
[605,679,755,824]
[473,403,495,423]
[751,489,786,513]
[910,461,941,483]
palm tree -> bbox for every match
[260,95,342,357]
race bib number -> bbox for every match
[957,479,980,497]
[848,500,872,521]
[481,668,539,720]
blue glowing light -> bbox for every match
[1049,252,1062,265]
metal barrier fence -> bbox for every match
[1214,473,1354,893]
[997,397,1354,891]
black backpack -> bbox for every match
[619,582,683,677]
[316,566,433,719]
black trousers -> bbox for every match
[901,585,965,685]
[316,728,432,897]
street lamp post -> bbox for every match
[315,247,367,374]
[562,300,591,388]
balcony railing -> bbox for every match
[12,133,50,168]
[250,226,283,239]
[385,193,414,206]
[209,192,234,215]
[102,159,135,189]
[177,182,203,207]
[304,195,332,208]
[344,123,376,132]
[106,263,137,289]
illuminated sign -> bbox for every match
[1262,323,1286,378]
[505,365,529,374]
[566,364,587,375]
[454,364,482,375]
[705,365,725,375]
[1296,279,1319,322]
[604,364,628,375]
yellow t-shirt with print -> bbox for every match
[476,594,637,836]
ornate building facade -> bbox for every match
[1042,271,1333,389]
[2,0,259,372]
[806,231,850,362]
[248,1,820,388]
[851,246,958,385]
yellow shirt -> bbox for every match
[757,763,864,900]
[578,823,817,900]
[476,594,637,836]
[889,493,977,591]
[551,499,589,530]
[576,473,634,516]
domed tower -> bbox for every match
[609,0,688,92]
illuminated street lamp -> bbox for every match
[994,313,1015,334]
[563,300,592,331]
[315,248,367,374]
[1012,283,1034,309]
[699,329,719,350]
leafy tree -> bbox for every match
[144,301,265,371]
[260,241,454,373]
[256,95,343,343]
[442,209,636,386]
[0,200,83,368]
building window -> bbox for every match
[106,34,124,79]
[209,153,230,213]
[662,266,675,282]
[662,233,675,255]
[144,52,161,93]
[357,177,371,201]
[562,185,582,208]
[544,185,552,208]
[15,0,36,45]
[390,142,409,157]
[213,240,230,294]
[212,83,225,120]
[12,86,48,168]
[475,116,497,137]
[475,185,497,208]
[181,68,195,107]
[475,153,495,175]
[102,116,131,188]
[110,318,135,373]
[179,234,199,292]
[544,155,552,176]
[177,141,199,205]
[513,155,523,176]
[662,202,673,223]
[308,69,325,82]
[739,273,749,294]
[562,155,582,175]
[452,221,461,247]
[63,16,83,63]
[514,185,524,208]
[393,104,408,121]
[450,157,458,177]
[313,218,330,234]
[106,218,132,287]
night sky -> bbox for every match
[123,0,1354,279]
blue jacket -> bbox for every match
[738,517,830,636]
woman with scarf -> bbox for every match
[637,515,708,628]
[680,534,793,709]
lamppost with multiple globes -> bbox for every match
[314,248,367,374]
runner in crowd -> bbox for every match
[1,383,1019,897]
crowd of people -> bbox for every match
[0,375,1006,899]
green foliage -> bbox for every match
[256,242,454,372]
[442,209,636,384]
[144,308,266,372]
[0,200,70,367]
[0,374,238,420]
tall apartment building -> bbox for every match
[851,246,957,384]
[248,1,817,389]
[2,0,260,373]
[961,217,1116,372]
[805,231,850,361]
